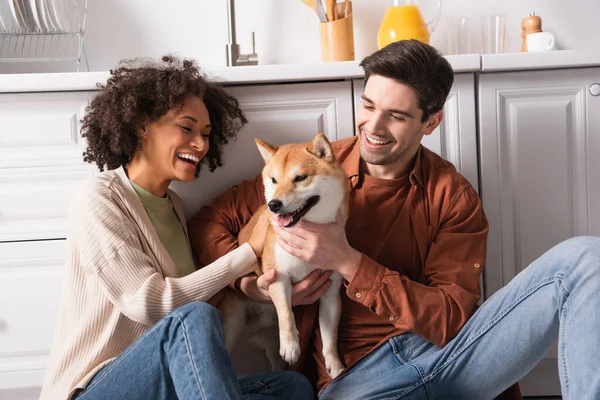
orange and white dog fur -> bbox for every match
[218,133,349,379]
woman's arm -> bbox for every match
[73,179,257,326]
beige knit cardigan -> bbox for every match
[40,167,257,400]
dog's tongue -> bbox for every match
[276,213,293,227]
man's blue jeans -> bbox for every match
[73,301,313,400]
[319,236,600,399]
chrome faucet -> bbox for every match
[226,0,258,66]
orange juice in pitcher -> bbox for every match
[378,0,441,49]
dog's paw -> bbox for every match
[279,332,301,365]
[325,357,345,380]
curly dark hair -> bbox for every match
[81,55,248,176]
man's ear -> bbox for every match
[255,138,279,163]
[423,110,443,137]
[307,133,333,161]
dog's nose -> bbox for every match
[268,200,283,213]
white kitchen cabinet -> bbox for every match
[172,81,356,219]
[479,67,600,396]
[353,74,479,192]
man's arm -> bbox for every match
[274,184,487,347]
[188,175,266,266]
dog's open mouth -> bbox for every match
[275,196,320,228]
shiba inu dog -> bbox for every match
[219,133,349,379]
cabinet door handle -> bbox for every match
[590,83,600,96]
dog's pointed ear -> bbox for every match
[307,134,333,161]
[255,138,278,163]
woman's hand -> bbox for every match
[240,269,334,306]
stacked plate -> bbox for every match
[0,0,72,33]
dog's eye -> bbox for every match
[294,175,307,183]
[271,177,277,184]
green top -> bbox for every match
[129,180,196,277]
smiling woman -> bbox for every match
[80,55,246,183]
[39,55,314,400]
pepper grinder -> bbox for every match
[521,13,542,52]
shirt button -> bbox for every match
[474,263,481,268]
[388,316,395,321]
[355,292,362,299]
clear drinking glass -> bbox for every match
[451,16,482,55]
[483,14,506,54]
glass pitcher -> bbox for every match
[377,0,442,49]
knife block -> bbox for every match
[319,12,355,62]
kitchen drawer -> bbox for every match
[0,91,96,169]
[0,166,92,242]
[0,240,65,390]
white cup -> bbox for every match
[526,31,557,52]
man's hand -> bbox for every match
[240,269,334,306]
[271,212,362,282]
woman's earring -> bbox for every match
[136,127,148,137]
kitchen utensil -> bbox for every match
[315,0,327,23]
[301,0,317,15]
[377,0,442,48]
[483,14,506,54]
[335,0,351,19]
[325,0,334,22]
[332,0,338,21]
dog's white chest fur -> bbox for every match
[275,243,316,283]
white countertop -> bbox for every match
[0,51,598,93]
[481,50,600,72]
[0,54,480,93]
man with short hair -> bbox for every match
[189,40,600,399]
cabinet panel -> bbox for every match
[0,91,94,169]
[0,167,93,241]
[0,240,65,390]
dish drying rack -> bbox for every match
[0,0,88,71]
